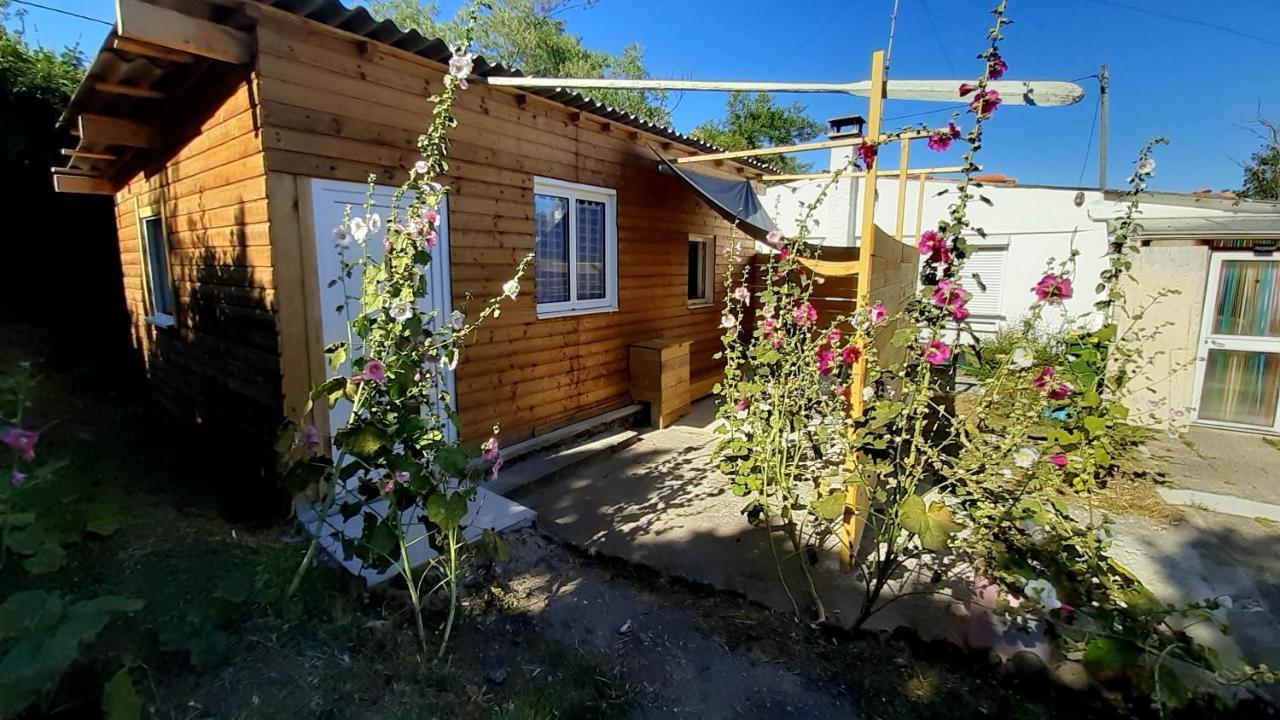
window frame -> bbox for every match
[532,176,618,319]
[135,201,176,328]
[686,234,715,308]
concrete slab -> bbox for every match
[484,428,640,496]
[1157,488,1280,523]
[1149,426,1280,506]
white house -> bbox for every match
[762,122,1280,434]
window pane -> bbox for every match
[535,194,570,304]
[143,216,174,316]
[1212,260,1280,337]
[575,199,606,301]
[1198,349,1280,427]
[688,240,707,301]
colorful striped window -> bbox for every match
[1212,260,1280,337]
[1198,350,1280,427]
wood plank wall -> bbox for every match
[254,8,751,444]
[111,75,281,448]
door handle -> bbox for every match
[1208,340,1226,348]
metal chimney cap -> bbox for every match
[827,114,866,139]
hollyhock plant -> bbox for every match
[869,302,887,325]
[969,89,1002,117]
[733,286,751,303]
[1032,366,1074,401]
[448,48,475,89]
[1049,453,1068,468]
[793,302,817,326]
[857,142,878,169]
[841,345,862,365]
[1032,273,1073,303]
[721,313,738,330]
[987,52,1008,80]
[931,279,972,321]
[2,427,38,461]
[927,122,962,152]
[816,347,835,375]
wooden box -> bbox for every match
[629,338,692,428]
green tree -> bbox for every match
[368,0,670,125]
[690,91,824,173]
[1239,115,1280,201]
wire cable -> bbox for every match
[1076,88,1101,186]
[918,0,957,75]
[9,0,112,26]
[1081,0,1280,48]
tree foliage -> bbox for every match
[368,0,670,125]
[690,91,824,173]
[1238,115,1280,201]
[0,1,86,169]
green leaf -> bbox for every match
[812,492,846,521]
[102,668,142,720]
[1082,636,1144,682]
[334,424,387,459]
[1108,402,1130,420]
[1082,415,1108,437]
[0,591,61,641]
[326,342,348,373]
[920,504,960,552]
[426,492,469,530]
[898,495,929,536]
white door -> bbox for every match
[308,178,456,442]
[1191,253,1280,433]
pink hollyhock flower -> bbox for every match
[917,230,950,264]
[733,286,751,303]
[841,345,863,365]
[987,53,1008,80]
[827,329,842,345]
[299,425,321,454]
[771,336,785,349]
[1049,453,1068,468]
[1032,367,1075,400]
[779,247,791,261]
[870,302,887,325]
[857,143,878,169]
[969,89,1002,117]
[923,339,952,366]
[1032,273,1074,303]
[360,359,387,385]
[927,122,962,152]
[931,279,972,322]
[720,313,738,330]
[420,208,439,226]
[959,82,977,97]
[2,428,38,461]
[424,229,438,247]
[766,229,784,245]
[835,384,849,402]
[10,469,24,486]
[734,398,748,412]
[793,302,817,326]
[816,347,835,376]
[760,318,777,337]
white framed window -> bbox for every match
[533,176,618,318]
[687,234,714,306]
[137,203,176,327]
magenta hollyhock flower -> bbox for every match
[841,345,863,365]
[987,53,1008,80]
[734,398,748,412]
[793,302,817,326]
[857,143,878,169]
[361,359,387,385]
[760,318,777,337]
[779,247,791,261]
[827,329,842,345]
[1049,453,1068,468]
[959,82,977,97]
[2,428,38,461]
[917,230,950,265]
[1032,367,1075,401]
[481,437,500,462]
[969,89,1002,117]
[816,347,835,376]
[10,469,24,486]
[923,339,952,366]
[1032,273,1074,303]
[931,279,972,322]
[870,302,887,325]
[927,122,962,152]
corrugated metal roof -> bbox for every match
[258,0,770,172]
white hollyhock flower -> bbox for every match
[414,160,429,175]
[448,49,475,88]
[720,313,737,330]
[367,212,382,234]
[1012,447,1039,468]
[1136,157,1156,175]
[862,386,876,402]
[502,279,520,299]
[333,224,350,249]
[450,310,465,330]
[1024,578,1062,610]
[1009,347,1033,369]
[389,300,413,322]
[349,216,368,243]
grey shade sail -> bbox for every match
[654,149,777,240]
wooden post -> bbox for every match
[840,49,885,571]
[1098,64,1109,189]
[893,138,911,242]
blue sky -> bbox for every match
[14,0,1279,191]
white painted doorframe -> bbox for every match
[1189,252,1280,434]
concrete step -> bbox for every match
[485,428,641,496]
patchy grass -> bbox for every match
[1088,473,1184,525]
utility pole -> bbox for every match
[1098,64,1109,189]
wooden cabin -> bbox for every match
[52,0,768,465]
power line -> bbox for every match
[1077,88,1101,186]
[885,104,964,122]
[917,0,956,75]
[1082,0,1280,48]
[9,0,112,26]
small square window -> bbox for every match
[533,177,618,318]
[687,235,714,306]
[140,214,175,326]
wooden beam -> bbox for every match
[111,36,195,63]
[51,166,104,176]
[53,174,114,195]
[62,148,118,161]
[675,130,931,164]
[568,112,582,124]
[115,0,252,64]
[78,113,162,149]
[514,94,528,108]
[599,122,611,133]
[94,80,166,99]
[759,165,968,182]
